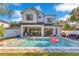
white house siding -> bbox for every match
[22,9,38,23]
[37,13,44,22]
[44,15,54,24]
[0,28,20,39]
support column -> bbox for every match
[41,26,44,36]
[27,28,29,35]
[53,27,55,36]
[21,25,23,37]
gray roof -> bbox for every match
[0,20,9,24]
[21,8,55,17]
[21,8,44,15]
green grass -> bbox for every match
[0,52,79,56]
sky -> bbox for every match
[1,3,79,22]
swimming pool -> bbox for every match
[18,36,79,47]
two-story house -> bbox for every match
[21,8,61,37]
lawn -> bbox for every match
[0,52,79,56]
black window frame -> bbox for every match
[26,14,33,20]
[38,16,41,18]
[47,18,52,22]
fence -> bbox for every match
[62,30,79,35]
[0,28,20,39]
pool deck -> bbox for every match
[0,47,79,53]
[0,38,26,47]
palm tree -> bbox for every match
[0,3,14,22]
[0,3,14,38]
[7,9,14,22]
[0,5,5,15]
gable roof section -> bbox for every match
[0,20,9,24]
[31,8,44,15]
[21,8,56,17]
[21,8,44,15]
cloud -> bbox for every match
[11,17,22,22]
[58,14,70,21]
[35,5,42,11]
[55,3,79,12]
[11,11,22,21]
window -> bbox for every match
[38,16,41,18]
[26,14,33,20]
[47,18,52,22]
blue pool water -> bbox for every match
[18,36,79,47]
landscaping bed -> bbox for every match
[0,52,79,56]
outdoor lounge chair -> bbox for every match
[75,35,79,40]
[67,34,79,40]
[70,34,77,39]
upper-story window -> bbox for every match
[47,18,52,22]
[26,14,33,20]
[38,16,41,18]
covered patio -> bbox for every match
[20,24,62,37]
[21,25,44,37]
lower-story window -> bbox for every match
[24,27,41,36]
[44,28,53,36]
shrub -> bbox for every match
[0,25,5,37]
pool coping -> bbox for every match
[0,47,79,53]
[62,37,79,43]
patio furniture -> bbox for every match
[76,35,79,39]
[67,34,79,40]
[61,34,66,37]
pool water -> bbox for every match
[18,36,79,47]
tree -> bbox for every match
[0,25,5,38]
[69,7,79,22]
[0,4,14,22]
[10,22,21,27]
[59,20,67,24]
[7,9,14,22]
[62,24,75,30]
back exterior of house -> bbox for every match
[21,8,61,36]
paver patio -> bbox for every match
[0,38,25,47]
